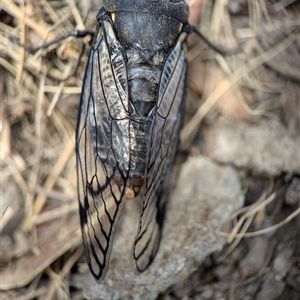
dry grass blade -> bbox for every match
[46,63,73,116]
[0,207,15,232]
[227,193,276,243]
[67,0,85,29]
[1,2,82,294]
[35,202,78,225]
[14,287,48,300]
[217,212,255,263]
[216,181,275,262]
[43,86,81,94]
[1,0,48,37]
[22,133,75,231]
[180,31,299,149]
[219,207,300,239]
[2,154,28,199]
[0,215,81,290]
[2,0,79,60]
[44,246,84,300]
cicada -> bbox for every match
[76,0,189,282]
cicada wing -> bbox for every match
[132,32,188,272]
[76,14,130,282]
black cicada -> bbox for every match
[76,0,189,282]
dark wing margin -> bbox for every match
[132,32,187,272]
[76,12,130,282]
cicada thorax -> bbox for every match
[104,7,186,199]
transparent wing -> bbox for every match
[132,32,187,271]
[76,17,130,282]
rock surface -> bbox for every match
[203,118,300,176]
[73,156,244,299]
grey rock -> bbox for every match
[273,248,293,278]
[256,272,285,300]
[0,179,24,235]
[73,156,244,300]
[285,177,300,205]
[239,236,269,277]
[203,118,300,176]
